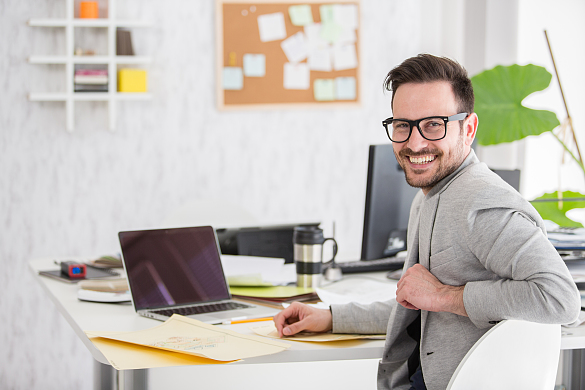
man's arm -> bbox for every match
[463,209,580,327]
[396,263,467,316]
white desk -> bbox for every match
[31,257,585,390]
[29,258,386,390]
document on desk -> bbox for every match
[86,314,290,370]
[250,323,385,342]
[316,276,397,305]
[220,255,296,286]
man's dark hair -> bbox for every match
[384,54,474,114]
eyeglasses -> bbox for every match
[382,113,468,143]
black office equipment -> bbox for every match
[361,144,420,260]
[338,144,419,274]
[216,222,320,263]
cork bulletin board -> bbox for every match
[216,0,361,109]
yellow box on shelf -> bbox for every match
[118,69,147,92]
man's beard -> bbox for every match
[394,135,466,191]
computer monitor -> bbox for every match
[361,144,419,260]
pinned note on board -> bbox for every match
[243,54,266,77]
[336,77,356,100]
[314,79,335,101]
[223,67,243,90]
[320,22,344,44]
[257,12,287,42]
[333,4,358,29]
[283,63,310,90]
[308,47,332,72]
[333,44,357,70]
[280,31,308,63]
[319,4,335,23]
[288,5,313,26]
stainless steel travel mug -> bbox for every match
[293,226,337,288]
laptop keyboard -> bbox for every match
[152,301,252,317]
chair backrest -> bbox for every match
[446,320,561,390]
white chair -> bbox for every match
[446,320,561,390]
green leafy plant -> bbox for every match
[471,64,585,227]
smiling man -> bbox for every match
[273,54,580,390]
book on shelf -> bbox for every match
[75,69,108,76]
[74,75,108,84]
[116,28,135,56]
[74,84,108,92]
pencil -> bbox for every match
[222,317,274,325]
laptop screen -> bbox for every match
[119,226,231,311]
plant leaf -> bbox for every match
[531,191,585,228]
[471,64,560,145]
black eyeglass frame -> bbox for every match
[382,112,469,143]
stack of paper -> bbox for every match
[86,315,290,370]
[230,285,317,307]
[221,255,296,286]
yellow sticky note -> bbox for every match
[118,69,147,92]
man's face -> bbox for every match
[391,81,476,194]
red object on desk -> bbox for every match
[61,262,87,278]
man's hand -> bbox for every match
[273,302,333,337]
[396,264,468,317]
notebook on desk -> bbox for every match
[118,226,279,324]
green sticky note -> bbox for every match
[314,79,335,101]
[319,4,335,23]
[320,22,343,44]
[288,5,313,26]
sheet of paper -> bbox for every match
[221,255,294,286]
[243,54,266,77]
[333,44,358,71]
[335,77,356,100]
[333,4,359,30]
[257,12,287,42]
[308,47,332,72]
[337,27,356,44]
[280,32,308,63]
[284,62,310,90]
[86,315,290,364]
[313,79,335,101]
[288,4,313,26]
[304,23,328,51]
[222,67,243,90]
[316,277,397,305]
[88,333,230,370]
[250,323,385,342]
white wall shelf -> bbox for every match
[28,0,152,132]
[29,55,152,64]
[28,18,151,28]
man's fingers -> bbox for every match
[282,318,308,336]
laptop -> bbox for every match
[118,225,280,324]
